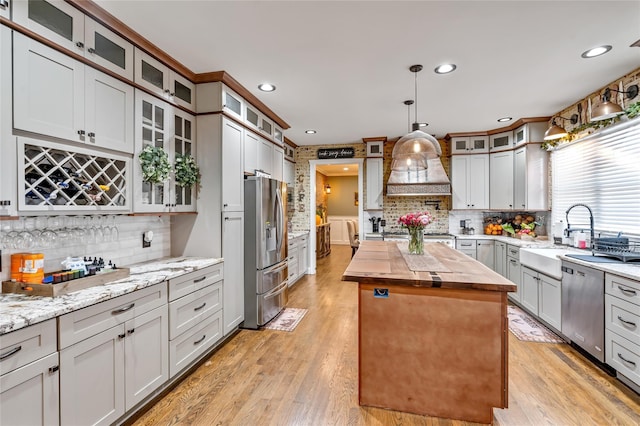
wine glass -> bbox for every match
[38,216,57,249]
[90,216,104,243]
[106,215,119,242]
[16,217,35,250]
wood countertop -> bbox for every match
[342,241,516,292]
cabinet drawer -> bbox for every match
[288,260,298,281]
[606,294,640,345]
[0,319,56,375]
[58,284,167,349]
[605,273,640,304]
[169,282,222,340]
[606,330,640,386]
[169,310,222,378]
[507,245,520,261]
[168,264,223,301]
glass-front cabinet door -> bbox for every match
[172,110,196,212]
[134,90,170,213]
[172,73,196,111]
[84,18,134,80]
[134,48,169,99]
[13,0,85,54]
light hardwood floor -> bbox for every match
[131,245,640,426]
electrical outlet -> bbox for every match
[142,233,151,248]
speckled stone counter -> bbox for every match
[453,233,555,248]
[558,254,640,281]
[0,257,222,335]
[288,230,309,240]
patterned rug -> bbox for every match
[507,305,565,343]
[263,308,308,332]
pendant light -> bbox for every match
[544,114,579,141]
[591,85,639,121]
[409,65,428,131]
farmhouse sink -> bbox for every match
[519,248,576,280]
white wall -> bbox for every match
[327,215,358,245]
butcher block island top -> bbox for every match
[342,241,515,424]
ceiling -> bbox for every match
[95,1,640,146]
[316,163,359,177]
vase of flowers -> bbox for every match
[398,211,434,255]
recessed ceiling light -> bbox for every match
[258,83,276,92]
[434,64,457,74]
[581,45,612,58]
[497,117,512,122]
[343,167,349,171]
[305,130,317,134]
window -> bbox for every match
[551,120,640,237]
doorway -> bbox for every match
[308,158,364,274]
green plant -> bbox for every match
[139,145,171,183]
[625,100,640,119]
[174,153,200,188]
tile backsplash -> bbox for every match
[1,215,170,282]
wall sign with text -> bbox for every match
[317,148,355,159]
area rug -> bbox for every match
[507,305,565,343]
[263,308,308,332]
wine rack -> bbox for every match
[19,138,131,211]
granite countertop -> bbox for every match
[453,234,555,248]
[557,254,640,281]
[0,257,222,335]
[288,230,310,239]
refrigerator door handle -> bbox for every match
[275,185,284,254]
[263,280,288,299]
[264,261,288,275]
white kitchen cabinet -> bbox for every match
[489,130,513,152]
[521,266,561,332]
[13,1,134,80]
[513,144,549,211]
[13,33,134,153]
[287,234,309,286]
[456,239,476,258]
[506,245,521,303]
[451,154,489,209]
[489,150,514,209]
[494,241,507,277]
[366,158,383,210]
[168,282,223,339]
[134,90,196,213]
[0,352,60,426]
[0,0,10,18]
[60,303,168,426]
[245,103,260,130]
[272,145,284,181]
[450,136,489,154]
[222,117,244,212]
[223,211,245,335]
[259,115,274,138]
[258,136,273,176]
[244,130,259,174]
[0,26,16,216]
[476,240,495,270]
[299,235,309,279]
[222,85,244,121]
[169,310,222,378]
[134,48,195,111]
[274,126,284,146]
[513,122,547,147]
[283,160,295,186]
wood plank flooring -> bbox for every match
[132,245,640,426]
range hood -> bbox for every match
[386,130,451,196]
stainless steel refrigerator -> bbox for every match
[243,176,288,329]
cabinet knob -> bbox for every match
[87,47,95,54]
[75,41,84,49]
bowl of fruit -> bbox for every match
[503,214,537,239]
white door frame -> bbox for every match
[308,158,364,274]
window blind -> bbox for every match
[551,119,640,238]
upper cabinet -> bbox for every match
[1,26,17,216]
[0,0,10,18]
[222,86,243,121]
[489,150,514,209]
[513,122,547,146]
[489,131,513,152]
[451,154,489,210]
[13,0,134,80]
[13,33,135,153]
[133,89,196,213]
[366,158,384,210]
[514,144,548,211]
[134,48,195,111]
[450,136,489,154]
[245,103,274,139]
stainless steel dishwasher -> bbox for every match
[561,261,605,362]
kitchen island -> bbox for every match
[342,240,516,424]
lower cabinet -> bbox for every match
[60,304,168,426]
[494,242,507,277]
[521,266,561,332]
[222,212,244,335]
[169,311,223,378]
[455,239,476,259]
[288,234,309,286]
[506,256,522,303]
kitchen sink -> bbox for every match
[519,248,576,279]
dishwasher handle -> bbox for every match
[561,266,574,274]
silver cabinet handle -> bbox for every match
[87,47,95,54]
[75,41,84,49]
[224,216,242,221]
[48,365,59,373]
[618,286,637,296]
[112,303,135,314]
[617,316,637,327]
[193,335,206,345]
[618,353,636,366]
[77,130,85,136]
[88,132,95,138]
[194,302,206,311]
[0,345,22,360]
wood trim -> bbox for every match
[444,117,551,140]
[362,136,388,143]
[284,137,298,148]
[0,216,19,221]
[67,0,195,80]
[195,71,290,129]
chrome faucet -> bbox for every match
[565,203,595,253]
